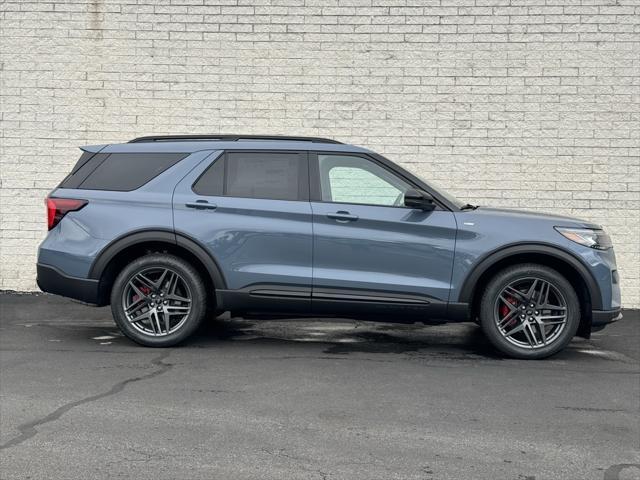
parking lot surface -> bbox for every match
[1,293,638,480]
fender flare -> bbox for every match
[88,229,227,290]
[457,243,602,310]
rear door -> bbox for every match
[309,152,457,318]
[173,150,313,313]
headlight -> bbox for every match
[555,227,612,250]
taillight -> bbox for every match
[46,197,87,230]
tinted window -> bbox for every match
[318,154,412,207]
[71,151,97,173]
[68,153,187,191]
[193,151,306,200]
[192,156,224,196]
[226,152,303,200]
[194,152,305,201]
[59,153,110,189]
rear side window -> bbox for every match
[193,151,307,201]
[60,153,187,191]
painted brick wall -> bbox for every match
[1,0,639,307]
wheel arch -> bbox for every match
[89,229,226,306]
[460,243,602,338]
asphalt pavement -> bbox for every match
[1,292,638,480]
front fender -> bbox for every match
[455,242,603,310]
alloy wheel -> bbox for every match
[122,267,192,337]
[494,277,568,350]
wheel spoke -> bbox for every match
[129,309,150,324]
[167,293,191,303]
[504,322,525,337]
[498,308,519,329]
[524,279,539,302]
[498,294,517,312]
[128,282,149,301]
[166,271,178,294]
[165,305,190,314]
[133,273,156,293]
[539,317,566,326]
[535,319,547,345]
[125,296,146,314]
[504,286,527,303]
[163,310,171,333]
[523,322,539,347]
[166,272,190,302]
[539,304,566,312]
[539,281,551,307]
[150,310,162,334]
[154,269,169,290]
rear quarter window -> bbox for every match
[60,153,187,191]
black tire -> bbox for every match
[479,263,580,359]
[110,253,207,347]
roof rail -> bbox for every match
[129,134,342,144]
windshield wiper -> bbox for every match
[460,203,478,211]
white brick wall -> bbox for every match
[1,0,639,307]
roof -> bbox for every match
[81,138,372,155]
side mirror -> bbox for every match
[404,189,436,211]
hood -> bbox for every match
[471,207,602,230]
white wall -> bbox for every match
[1,0,638,306]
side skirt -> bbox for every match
[216,286,470,323]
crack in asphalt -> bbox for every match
[0,351,174,450]
[556,406,630,413]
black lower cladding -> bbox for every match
[35,267,614,330]
[217,286,465,322]
[591,308,623,330]
[36,263,100,305]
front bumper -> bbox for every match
[37,263,100,305]
[591,308,623,331]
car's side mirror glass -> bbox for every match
[404,188,436,211]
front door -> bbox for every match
[310,153,457,318]
[173,150,313,313]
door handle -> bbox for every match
[327,211,359,222]
[185,200,217,210]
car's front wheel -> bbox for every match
[110,253,207,347]
[479,263,580,359]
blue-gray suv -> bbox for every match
[37,135,622,358]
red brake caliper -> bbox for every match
[132,286,151,303]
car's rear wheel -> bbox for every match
[110,253,207,347]
[479,263,580,359]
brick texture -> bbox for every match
[1,0,639,307]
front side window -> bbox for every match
[318,154,412,207]
[192,151,306,201]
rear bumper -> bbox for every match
[36,263,100,305]
[591,308,623,331]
